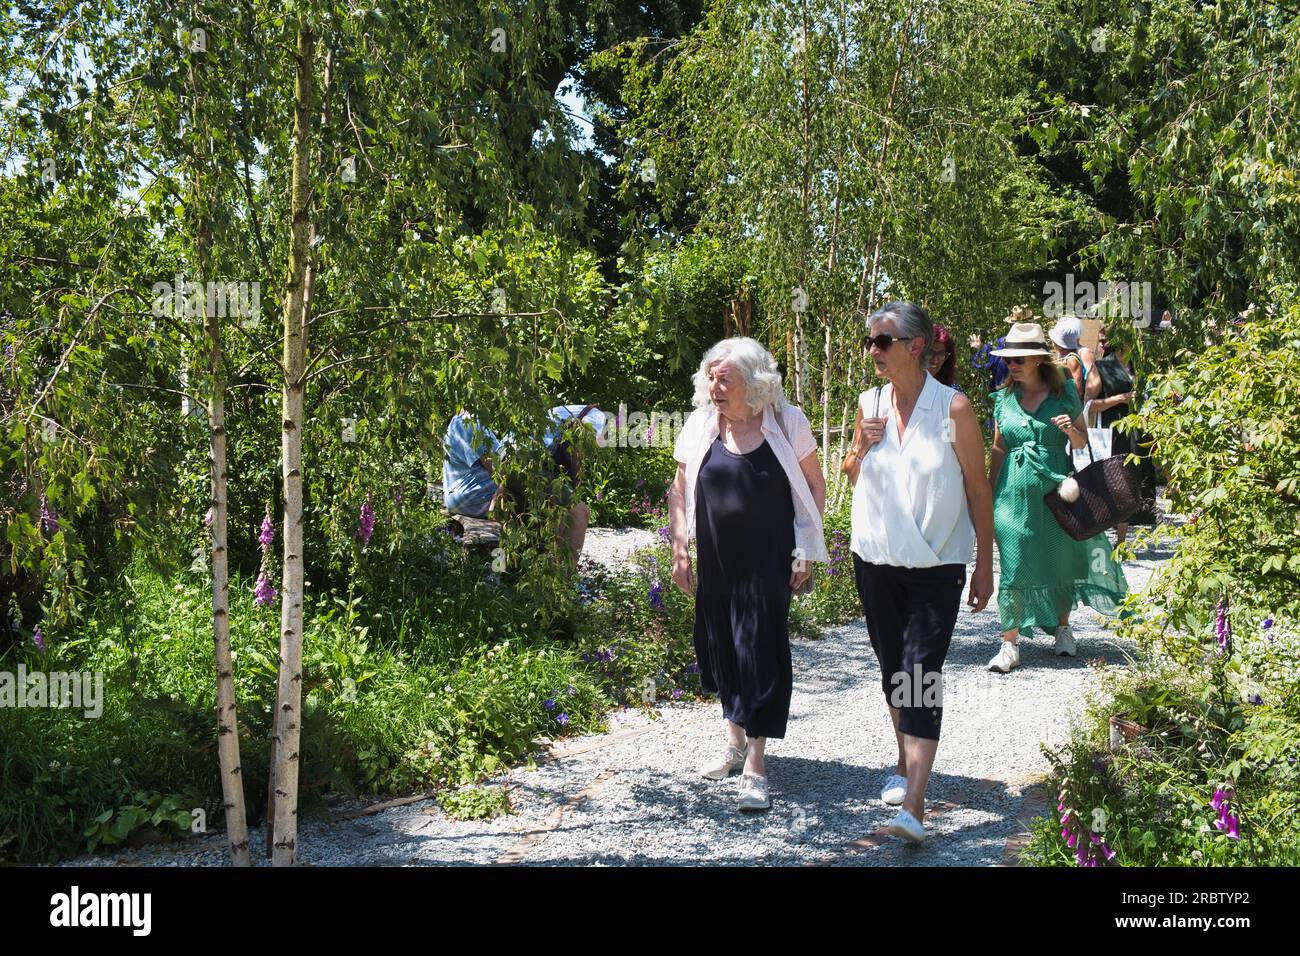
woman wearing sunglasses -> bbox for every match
[986,320,1128,674]
[844,301,995,843]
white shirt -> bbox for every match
[674,402,829,563]
[851,374,975,568]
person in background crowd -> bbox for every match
[669,337,827,813]
[445,405,604,562]
[491,404,605,562]
[1048,315,1094,401]
[540,404,606,558]
[928,325,962,392]
[1086,330,1158,540]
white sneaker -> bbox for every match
[884,807,926,843]
[701,744,747,781]
[880,773,908,806]
[1054,626,1078,657]
[988,642,1020,673]
[737,773,771,812]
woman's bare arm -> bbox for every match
[950,394,993,612]
[668,461,694,596]
[800,450,826,515]
[842,406,866,484]
[988,423,1007,491]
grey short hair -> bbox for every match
[868,301,934,362]
[691,336,785,412]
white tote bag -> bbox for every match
[1072,402,1112,472]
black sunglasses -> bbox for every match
[866,334,916,351]
[1006,355,1042,366]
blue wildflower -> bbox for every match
[543,697,556,711]
[557,713,569,727]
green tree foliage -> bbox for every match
[600,0,1081,497]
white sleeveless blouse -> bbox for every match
[850,374,976,568]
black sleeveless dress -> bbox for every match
[693,436,796,739]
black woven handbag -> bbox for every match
[1044,436,1142,541]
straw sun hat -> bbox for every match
[990,321,1054,358]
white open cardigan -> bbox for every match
[673,402,829,563]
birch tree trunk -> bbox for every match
[792,312,805,406]
[791,0,812,410]
[820,318,831,479]
[855,2,918,368]
[206,290,250,867]
[832,342,854,510]
[271,20,315,867]
[189,29,251,869]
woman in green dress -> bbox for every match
[986,321,1127,673]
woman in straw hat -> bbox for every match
[986,314,1127,674]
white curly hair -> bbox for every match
[691,336,786,412]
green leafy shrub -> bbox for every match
[583,444,677,529]
[84,792,201,852]
[790,504,861,637]
[437,785,513,821]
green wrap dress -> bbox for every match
[992,379,1127,635]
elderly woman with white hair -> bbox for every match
[668,336,827,812]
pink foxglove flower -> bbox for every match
[259,512,275,553]
[357,495,376,546]
[253,572,277,607]
[40,495,59,534]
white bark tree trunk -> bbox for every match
[820,319,831,479]
[207,305,251,867]
[189,32,251,869]
[271,20,315,867]
[832,342,854,510]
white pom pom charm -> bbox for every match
[1058,475,1081,503]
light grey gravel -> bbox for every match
[581,525,659,571]
[59,518,1176,867]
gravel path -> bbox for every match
[62,522,1176,867]
[580,525,659,570]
